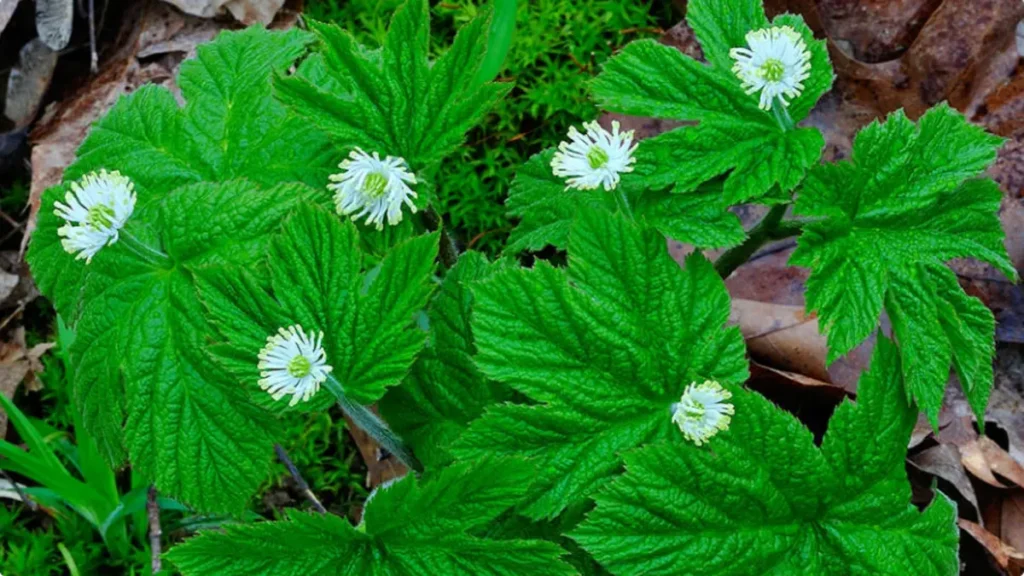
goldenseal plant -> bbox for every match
[20,0,1013,574]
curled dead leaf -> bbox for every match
[35,0,74,51]
[4,38,59,129]
[960,518,1024,570]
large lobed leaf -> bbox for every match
[573,337,959,576]
[380,252,513,469]
[455,208,748,519]
[790,105,1013,424]
[197,203,438,409]
[505,149,745,254]
[25,27,335,512]
[29,26,334,318]
[277,0,511,189]
[65,180,316,513]
[591,0,832,205]
[166,459,574,576]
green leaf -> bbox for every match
[277,0,511,173]
[791,106,1011,423]
[166,459,574,576]
[505,149,744,253]
[198,203,438,408]
[573,337,959,576]
[64,180,314,512]
[454,209,747,519]
[592,0,832,203]
[473,0,517,86]
[27,26,334,319]
[380,252,512,469]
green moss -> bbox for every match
[304,0,676,253]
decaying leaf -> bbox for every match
[910,443,982,521]
[0,328,54,437]
[0,0,19,37]
[158,0,286,25]
[960,518,1024,571]
[35,0,74,51]
[4,38,59,129]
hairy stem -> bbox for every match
[275,444,327,514]
[423,208,459,268]
[714,204,800,279]
[323,375,423,474]
[613,188,634,220]
[147,486,161,574]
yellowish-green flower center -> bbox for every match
[586,145,609,170]
[86,204,116,230]
[362,172,388,199]
[682,400,705,419]
[759,58,785,82]
[287,355,312,378]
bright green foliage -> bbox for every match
[505,149,744,252]
[380,252,512,469]
[198,203,437,408]
[166,459,574,575]
[58,181,317,513]
[454,209,747,519]
[302,0,673,253]
[28,26,333,318]
[277,0,512,194]
[573,337,959,576]
[591,0,831,204]
[791,105,1013,424]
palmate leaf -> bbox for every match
[196,203,438,408]
[454,209,748,519]
[277,0,511,194]
[505,149,744,253]
[591,0,831,204]
[573,337,959,576]
[166,459,574,576]
[28,26,334,317]
[790,105,1013,423]
[379,252,512,469]
[63,180,316,513]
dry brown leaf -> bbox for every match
[1002,491,1024,573]
[158,0,286,25]
[0,327,53,437]
[4,38,59,129]
[35,0,74,51]
[910,443,982,521]
[961,518,1024,570]
[963,436,1024,490]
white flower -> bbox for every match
[672,380,734,446]
[258,325,333,407]
[729,26,812,110]
[54,170,137,263]
[328,148,418,230]
[551,120,637,191]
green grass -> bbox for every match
[305,0,677,253]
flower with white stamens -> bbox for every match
[729,26,812,110]
[328,148,418,230]
[54,170,137,263]
[258,325,333,407]
[551,120,637,191]
[672,380,734,446]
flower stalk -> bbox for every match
[323,374,423,474]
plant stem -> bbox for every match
[323,375,423,474]
[274,443,327,514]
[119,231,172,268]
[771,96,795,131]
[423,208,459,268]
[147,486,161,574]
[714,204,799,279]
[613,188,634,220]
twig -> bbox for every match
[0,469,37,511]
[88,0,98,73]
[274,443,327,514]
[147,486,161,573]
